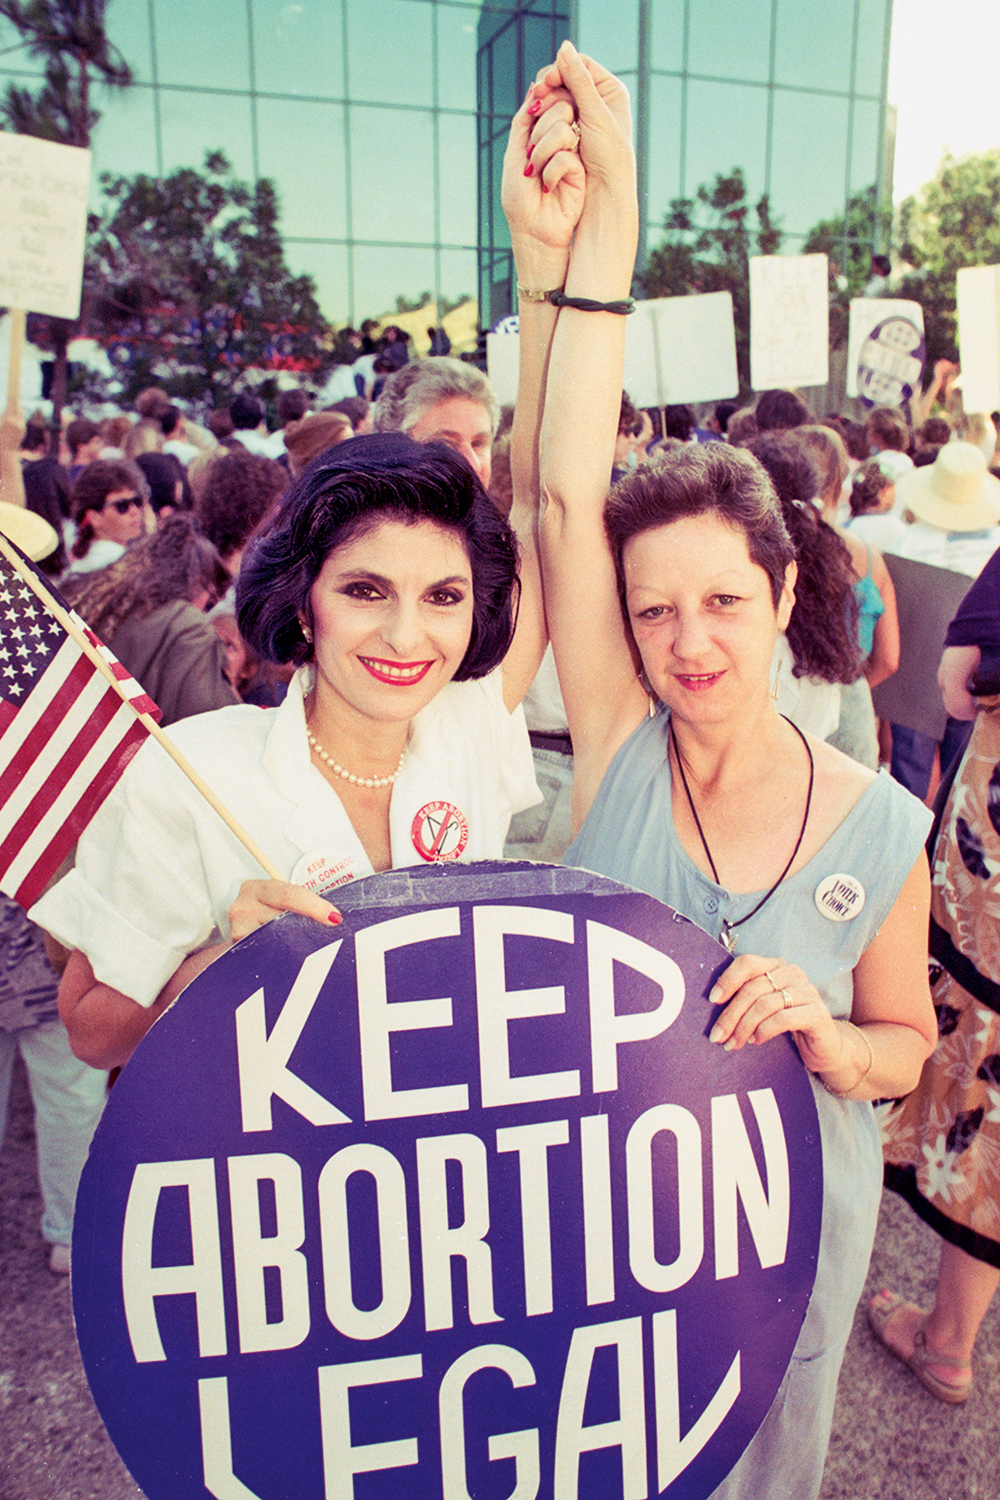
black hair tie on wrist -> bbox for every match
[547,291,636,314]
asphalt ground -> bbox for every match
[1,1052,997,1500]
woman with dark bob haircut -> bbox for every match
[513,44,936,1499]
[37,426,549,1069]
[237,433,518,680]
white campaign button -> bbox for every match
[290,850,361,895]
[814,872,865,921]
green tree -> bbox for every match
[85,152,333,404]
[892,148,1000,375]
[0,0,133,428]
[394,291,432,315]
[803,184,890,350]
[641,168,781,394]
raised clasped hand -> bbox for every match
[501,70,585,253]
[531,39,634,196]
[707,952,845,1077]
[227,878,341,945]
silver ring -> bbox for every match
[764,969,779,989]
[780,988,794,1010]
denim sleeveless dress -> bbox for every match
[566,706,931,1500]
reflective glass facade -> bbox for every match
[481,0,895,318]
[579,0,894,260]
[0,0,488,332]
[0,0,893,334]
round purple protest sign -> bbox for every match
[73,862,822,1500]
[857,315,925,409]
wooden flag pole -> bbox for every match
[0,533,284,881]
[1,311,29,511]
[5,309,26,418]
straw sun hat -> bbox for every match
[0,502,59,561]
[895,441,1000,532]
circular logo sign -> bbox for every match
[411,801,469,862]
[73,862,822,1500]
[814,873,866,922]
[857,316,925,410]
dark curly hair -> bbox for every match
[194,450,287,565]
[850,458,896,516]
[748,432,861,684]
[236,432,519,678]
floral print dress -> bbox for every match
[882,697,1000,1267]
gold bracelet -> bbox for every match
[516,282,564,302]
[821,1020,875,1098]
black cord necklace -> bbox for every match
[670,715,814,953]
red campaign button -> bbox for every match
[410,800,469,861]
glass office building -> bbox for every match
[0,0,894,337]
[480,0,895,327]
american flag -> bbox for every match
[0,547,159,910]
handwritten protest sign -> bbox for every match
[748,255,829,392]
[486,331,521,406]
[0,132,91,321]
[956,265,1000,415]
[73,862,823,1500]
[846,299,925,402]
[489,297,738,411]
[623,294,738,409]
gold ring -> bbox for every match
[764,969,779,989]
[570,120,581,138]
[780,988,794,1009]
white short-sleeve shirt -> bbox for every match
[31,667,539,1007]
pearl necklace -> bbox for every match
[306,728,406,789]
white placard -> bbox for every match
[846,298,925,398]
[0,133,91,320]
[749,254,829,391]
[957,265,1000,415]
[487,294,738,412]
[486,330,520,406]
[623,292,738,408]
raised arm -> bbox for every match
[0,407,27,509]
[535,44,647,825]
[499,80,584,710]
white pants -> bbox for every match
[0,1023,106,1246]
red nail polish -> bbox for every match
[524,163,534,177]
[541,182,550,193]
[527,142,534,160]
[527,99,541,116]
[328,911,342,924]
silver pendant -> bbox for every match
[720,922,736,954]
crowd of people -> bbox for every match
[0,39,998,1500]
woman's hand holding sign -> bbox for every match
[707,953,864,1085]
[227,879,341,943]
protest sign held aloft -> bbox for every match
[73,862,823,1500]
